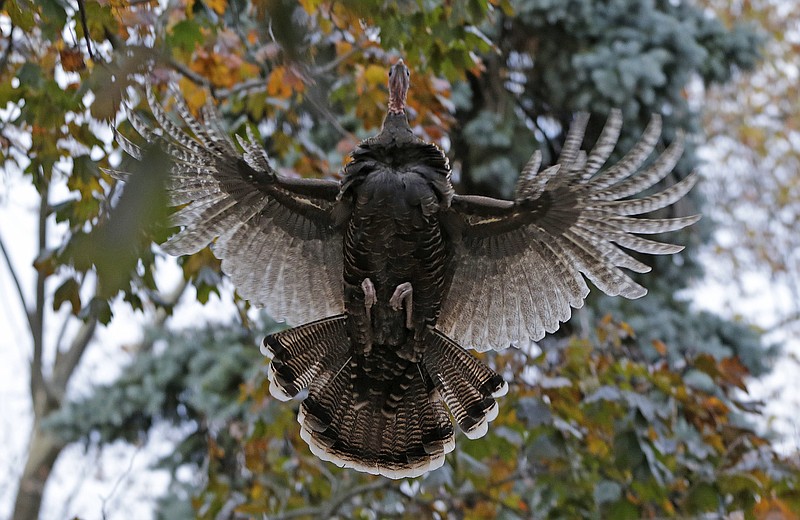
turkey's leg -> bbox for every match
[389,282,413,329]
[361,278,377,322]
[360,278,376,353]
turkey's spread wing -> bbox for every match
[439,110,699,351]
[109,85,344,325]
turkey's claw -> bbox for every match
[389,282,414,329]
[361,278,377,321]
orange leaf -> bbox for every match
[60,48,85,72]
[719,356,750,391]
[754,497,799,520]
[267,66,304,99]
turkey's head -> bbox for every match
[387,59,410,115]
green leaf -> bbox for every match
[80,297,112,325]
[167,20,204,53]
[16,62,44,90]
[614,430,644,469]
[605,499,639,520]
[6,0,37,31]
[685,481,719,512]
[66,145,168,299]
[38,0,68,39]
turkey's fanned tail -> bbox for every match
[263,318,505,478]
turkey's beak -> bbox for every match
[388,59,410,115]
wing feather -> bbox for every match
[115,84,344,324]
[441,112,698,350]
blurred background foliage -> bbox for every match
[1,0,799,518]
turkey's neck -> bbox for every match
[387,97,405,115]
[388,71,408,115]
[380,112,415,143]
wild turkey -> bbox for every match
[110,59,699,478]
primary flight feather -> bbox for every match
[110,59,699,478]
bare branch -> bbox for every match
[215,78,270,99]
[305,90,353,139]
[168,57,211,91]
[311,45,360,76]
[100,445,142,519]
[322,480,394,518]
[51,314,98,395]
[168,58,271,99]
[75,0,95,60]
[0,229,33,332]
[269,480,395,520]
[30,171,49,415]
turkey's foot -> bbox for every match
[389,282,414,329]
[361,278,376,353]
[361,278,377,321]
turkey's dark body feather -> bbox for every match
[341,134,452,361]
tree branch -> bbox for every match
[311,45,360,75]
[215,78,269,99]
[51,314,98,395]
[30,171,49,416]
[0,21,14,73]
[323,479,394,517]
[269,480,394,520]
[0,229,33,332]
[168,58,271,99]
[168,53,366,102]
[75,0,95,60]
[168,57,211,91]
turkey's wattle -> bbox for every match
[110,59,699,478]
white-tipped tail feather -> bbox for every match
[264,316,506,478]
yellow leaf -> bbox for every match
[177,77,207,114]
[587,433,609,457]
[267,66,304,99]
[205,0,226,15]
[364,64,386,87]
[182,0,196,17]
[620,320,635,337]
[298,0,323,13]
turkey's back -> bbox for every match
[340,137,454,362]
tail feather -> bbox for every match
[424,329,508,439]
[262,315,350,401]
[263,316,505,478]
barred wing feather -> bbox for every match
[109,85,344,325]
[439,110,699,351]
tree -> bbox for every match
[2,0,797,518]
[697,0,800,336]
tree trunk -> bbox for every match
[12,419,65,520]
